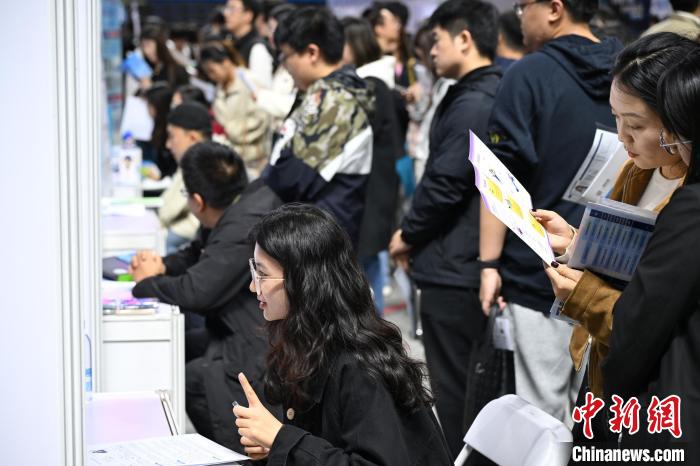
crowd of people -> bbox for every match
[121,0,700,463]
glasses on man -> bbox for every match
[513,0,548,17]
[659,129,691,155]
[180,187,189,198]
[249,258,284,293]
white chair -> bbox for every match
[454,394,573,466]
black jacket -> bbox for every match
[401,65,502,289]
[602,184,700,462]
[487,35,622,312]
[357,77,402,258]
[133,180,281,340]
[267,353,453,465]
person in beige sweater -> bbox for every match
[160,102,212,253]
[200,42,271,179]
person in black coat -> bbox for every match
[130,142,282,453]
[545,49,700,463]
[387,0,501,456]
[231,204,452,465]
[341,17,403,314]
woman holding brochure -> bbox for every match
[532,33,697,399]
[544,47,700,457]
[231,204,452,465]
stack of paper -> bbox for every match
[87,433,249,466]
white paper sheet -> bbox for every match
[87,433,249,466]
[120,95,154,142]
[563,128,623,205]
[468,131,555,264]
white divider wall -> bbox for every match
[0,0,101,465]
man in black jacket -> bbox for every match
[479,0,621,428]
[130,142,282,452]
[388,0,501,456]
[224,0,273,87]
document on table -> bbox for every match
[563,128,625,205]
[468,131,555,264]
[87,433,249,466]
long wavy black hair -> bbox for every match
[248,203,432,412]
[659,48,700,186]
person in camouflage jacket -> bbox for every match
[262,7,374,245]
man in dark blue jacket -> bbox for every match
[388,0,501,456]
[479,0,622,427]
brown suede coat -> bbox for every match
[562,160,681,397]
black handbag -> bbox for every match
[463,305,516,432]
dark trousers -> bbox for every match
[420,285,487,459]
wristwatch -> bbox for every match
[477,258,500,270]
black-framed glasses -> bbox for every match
[659,129,691,155]
[513,0,549,17]
[180,187,189,198]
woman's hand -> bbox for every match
[233,373,283,451]
[543,263,584,301]
[239,435,269,461]
[531,209,575,255]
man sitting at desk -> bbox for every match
[130,141,282,452]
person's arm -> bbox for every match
[239,363,442,466]
[132,233,251,314]
[561,270,620,347]
[400,104,477,246]
[602,187,700,399]
[478,202,508,314]
[158,172,187,226]
[263,86,371,203]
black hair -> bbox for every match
[269,3,296,24]
[261,0,284,22]
[659,48,700,185]
[141,25,182,87]
[274,6,344,64]
[341,18,382,68]
[561,0,599,23]
[249,203,433,413]
[613,32,699,115]
[180,142,248,209]
[144,82,174,150]
[175,84,210,107]
[670,0,700,13]
[384,1,409,26]
[428,0,499,61]
[239,0,263,22]
[499,11,524,53]
[199,41,243,66]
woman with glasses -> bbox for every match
[233,203,452,465]
[541,37,700,451]
[536,32,696,397]
[596,46,700,459]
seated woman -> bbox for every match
[532,33,696,398]
[545,48,700,457]
[232,204,452,465]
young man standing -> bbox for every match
[388,0,501,456]
[479,0,622,427]
[224,0,273,87]
[263,7,373,245]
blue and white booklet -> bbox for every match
[549,198,658,323]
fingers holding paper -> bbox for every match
[233,373,283,450]
[543,263,583,301]
[531,209,575,254]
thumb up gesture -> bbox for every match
[233,373,283,456]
